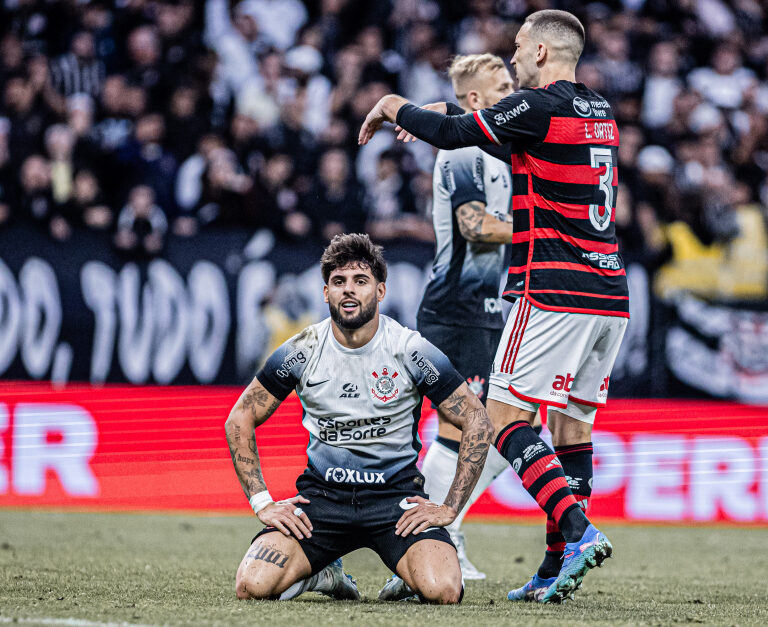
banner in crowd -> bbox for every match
[0,223,652,393]
[1,382,767,524]
[665,295,768,404]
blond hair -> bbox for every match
[448,53,506,100]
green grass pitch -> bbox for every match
[1,511,766,626]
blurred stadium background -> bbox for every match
[0,0,767,623]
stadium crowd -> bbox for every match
[1,0,767,298]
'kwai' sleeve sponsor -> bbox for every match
[395,89,548,151]
[255,336,312,400]
[439,147,487,210]
[402,332,465,406]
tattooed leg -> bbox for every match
[235,534,311,599]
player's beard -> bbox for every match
[328,296,377,330]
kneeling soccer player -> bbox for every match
[225,233,494,603]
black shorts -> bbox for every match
[253,468,454,575]
[417,319,502,403]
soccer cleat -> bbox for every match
[507,573,556,602]
[378,575,417,601]
[540,524,612,604]
[449,530,486,580]
[320,558,360,601]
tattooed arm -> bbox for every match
[225,377,313,539]
[455,200,513,244]
[395,382,494,537]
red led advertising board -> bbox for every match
[1,382,767,523]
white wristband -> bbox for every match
[249,490,274,514]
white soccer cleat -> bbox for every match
[320,558,361,601]
[449,530,486,580]
[378,575,417,601]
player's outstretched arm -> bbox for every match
[456,200,514,244]
[395,382,494,537]
[225,377,313,539]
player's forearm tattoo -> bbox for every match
[242,387,281,421]
[443,404,494,513]
[225,421,267,498]
[443,390,467,416]
[456,201,513,244]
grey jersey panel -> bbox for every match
[418,146,512,329]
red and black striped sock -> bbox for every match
[536,442,594,578]
[495,421,588,542]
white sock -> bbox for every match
[422,440,509,533]
[448,445,508,533]
[278,567,333,600]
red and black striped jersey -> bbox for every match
[397,81,629,318]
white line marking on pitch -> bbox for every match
[0,617,157,627]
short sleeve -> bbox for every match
[402,332,465,406]
[439,149,487,210]
[255,339,311,400]
[472,89,550,147]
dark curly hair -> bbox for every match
[320,233,387,284]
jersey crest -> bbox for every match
[371,367,399,402]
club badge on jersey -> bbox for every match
[371,367,399,402]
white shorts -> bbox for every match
[488,298,628,424]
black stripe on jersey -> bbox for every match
[532,238,623,270]
[531,176,619,207]
[511,173,529,194]
[527,143,619,166]
[529,289,629,314]
[533,207,616,241]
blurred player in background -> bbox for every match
[225,233,494,604]
[360,9,627,604]
[390,54,515,589]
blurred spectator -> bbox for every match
[71,168,112,230]
[195,148,252,226]
[303,148,366,242]
[641,42,683,131]
[44,124,76,206]
[688,43,757,110]
[237,0,308,51]
[0,117,13,227]
[366,149,433,242]
[114,185,167,257]
[19,154,70,241]
[50,31,105,98]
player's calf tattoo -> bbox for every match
[247,544,290,569]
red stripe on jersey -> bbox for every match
[528,156,619,186]
[527,289,629,300]
[511,230,531,244]
[525,295,631,318]
[534,228,619,254]
[530,261,626,277]
[544,117,619,146]
[472,111,499,145]
[533,195,615,221]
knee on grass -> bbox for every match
[416,579,463,605]
[235,568,286,600]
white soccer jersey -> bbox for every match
[256,315,464,486]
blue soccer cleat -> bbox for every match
[507,573,557,602]
[540,524,612,604]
